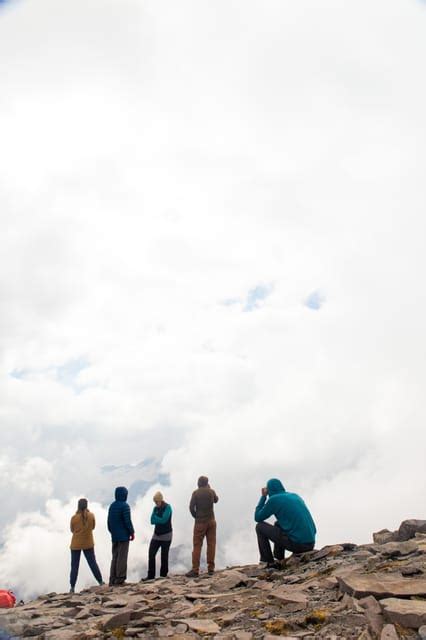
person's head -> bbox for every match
[77,498,88,522]
[197,476,209,488]
[266,479,286,496]
[153,491,164,507]
[77,498,88,512]
[115,486,128,502]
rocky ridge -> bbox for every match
[1,520,426,640]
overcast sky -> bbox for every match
[1,0,426,598]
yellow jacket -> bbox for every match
[70,511,96,550]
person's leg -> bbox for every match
[109,542,119,585]
[191,521,207,574]
[148,539,161,579]
[256,521,282,563]
[83,548,103,584]
[273,522,286,561]
[205,519,217,573]
[159,540,171,577]
[286,539,315,554]
[70,550,81,590]
[115,541,130,584]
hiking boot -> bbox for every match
[185,569,199,578]
[267,561,283,571]
[207,569,214,576]
[140,576,154,582]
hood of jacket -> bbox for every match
[267,478,286,496]
[115,486,128,501]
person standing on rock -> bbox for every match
[254,478,316,569]
[69,498,104,593]
[186,476,219,577]
[107,486,135,586]
[141,491,173,581]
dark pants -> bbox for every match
[70,548,103,588]
[109,540,129,585]
[256,521,314,563]
[147,538,171,578]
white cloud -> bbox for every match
[0,0,426,597]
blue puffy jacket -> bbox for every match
[107,486,135,542]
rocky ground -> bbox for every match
[1,520,426,640]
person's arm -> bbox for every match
[151,504,172,525]
[212,490,219,504]
[254,495,276,523]
[123,503,135,536]
[70,516,74,533]
[107,507,112,533]
[189,492,197,518]
[92,513,96,531]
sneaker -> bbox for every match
[185,569,199,578]
[140,576,154,582]
[97,581,105,586]
[69,587,75,594]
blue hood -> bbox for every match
[267,478,286,495]
[115,486,128,501]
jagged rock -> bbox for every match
[310,545,344,561]
[381,597,426,628]
[380,624,399,640]
[268,587,308,608]
[320,576,338,589]
[213,570,249,591]
[378,540,418,557]
[263,636,299,640]
[179,618,221,633]
[44,629,88,639]
[418,625,426,640]
[373,529,397,545]
[358,595,384,636]
[102,607,133,629]
[401,564,423,576]
[337,571,426,598]
[397,519,426,541]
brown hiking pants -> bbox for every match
[192,519,216,572]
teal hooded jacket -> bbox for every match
[254,479,316,544]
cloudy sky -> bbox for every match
[1,0,426,598]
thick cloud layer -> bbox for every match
[1,0,426,596]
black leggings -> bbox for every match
[148,538,171,578]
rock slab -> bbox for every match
[380,597,426,628]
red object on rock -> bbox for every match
[0,590,16,608]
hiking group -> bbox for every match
[69,476,316,592]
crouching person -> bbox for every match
[142,491,173,581]
[254,479,316,568]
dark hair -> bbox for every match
[198,476,209,488]
[77,498,88,524]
